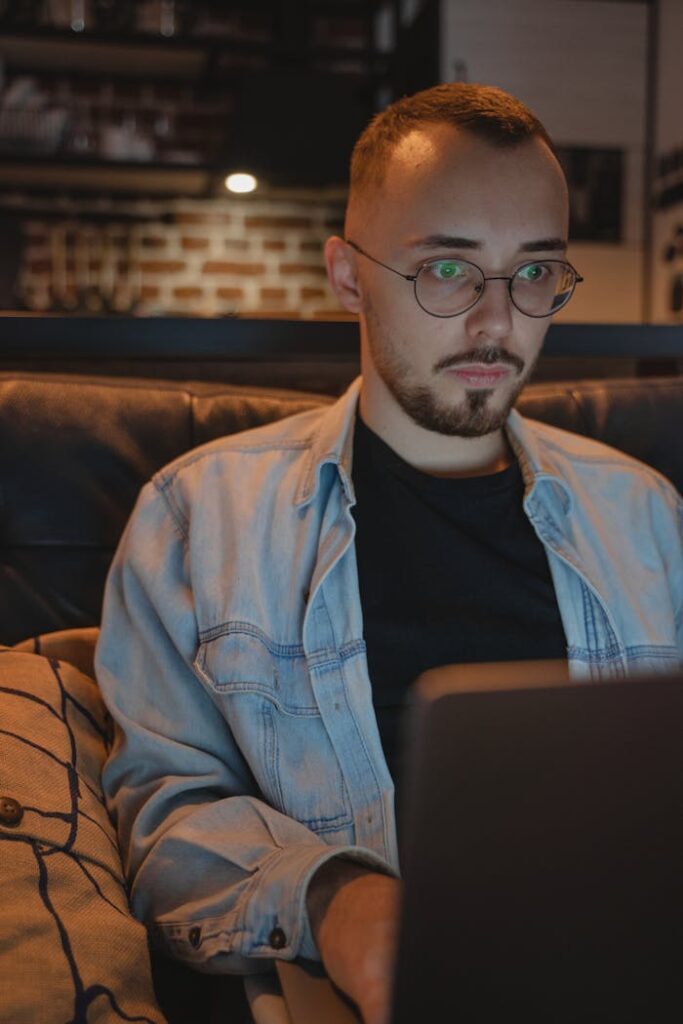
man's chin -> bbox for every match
[395,383,517,438]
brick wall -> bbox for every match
[15,190,349,318]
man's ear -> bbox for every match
[324,236,363,314]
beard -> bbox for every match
[365,306,537,438]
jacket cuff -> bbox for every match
[151,843,394,968]
[243,842,394,962]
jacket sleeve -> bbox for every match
[95,479,389,973]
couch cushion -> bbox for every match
[517,376,683,490]
[1,372,681,646]
[0,374,329,644]
[0,647,166,1023]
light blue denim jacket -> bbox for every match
[96,377,683,973]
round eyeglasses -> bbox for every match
[346,239,583,319]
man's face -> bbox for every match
[345,125,570,439]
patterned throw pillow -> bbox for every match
[0,647,166,1024]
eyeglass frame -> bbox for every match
[345,238,583,320]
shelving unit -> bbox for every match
[0,1,395,195]
[0,2,440,318]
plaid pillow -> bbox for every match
[0,647,166,1023]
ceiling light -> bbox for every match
[225,173,258,194]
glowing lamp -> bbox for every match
[225,173,258,194]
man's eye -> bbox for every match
[430,261,464,281]
[518,263,548,283]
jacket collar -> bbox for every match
[294,377,361,507]
[505,408,573,513]
[295,378,573,514]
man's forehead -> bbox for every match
[346,125,567,240]
[383,124,553,187]
[387,126,446,174]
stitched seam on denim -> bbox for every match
[339,639,366,661]
[579,583,621,656]
[567,644,627,662]
[213,439,313,454]
[581,582,598,653]
[199,621,306,657]
[157,920,241,937]
[531,508,564,542]
[304,812,353,832]
[308,652,344,672]
[297,441,318,504]
[201,678,318,715]
[154,478,189,541]
[200,629,365,669]
[624,644,679,659]
[307,642,366,672]
[262,702,285,812]
[602,611,619,651]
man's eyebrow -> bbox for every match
[411,235,482,251]
[409,235,567,253]
[519,237,567,253]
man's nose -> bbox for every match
[465,277,514,341]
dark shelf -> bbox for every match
[0,32,214,81]
[0,152,212,171]
[0,0,381,48]
[0,25,253,51]
[0,155,217,197]
[0,28,383,80]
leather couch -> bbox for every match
[0,369,681,1024]
[2,370,682,647]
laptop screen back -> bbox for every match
[391,661,683,1024]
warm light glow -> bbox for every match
[225,173,258,194]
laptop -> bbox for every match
[278,660,683,1023]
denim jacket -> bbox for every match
[96,377,683,973]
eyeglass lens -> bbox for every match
[416,259,577,318]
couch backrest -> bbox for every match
[1,372,681,646]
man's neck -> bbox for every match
[358,392,513,479]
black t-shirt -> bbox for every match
[351,416,567,796]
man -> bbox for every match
[96,84,683,1024]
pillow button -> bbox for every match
[269,927,287,950]
[0,796,24,827]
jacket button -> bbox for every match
[269,927,287,950]
[0,797,23,827]
[188,927,201,949]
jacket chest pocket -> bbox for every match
[194,626,353,837]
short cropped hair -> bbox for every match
[350,82,557,198]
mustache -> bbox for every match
[434,346,525,375]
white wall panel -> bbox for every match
[440,0,647,146]
[439,0,648,322]
[558,243,643,323]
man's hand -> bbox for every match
[307,860,401,1024]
